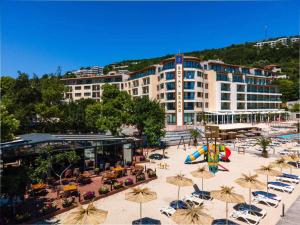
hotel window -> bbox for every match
[157,94,159,99]
[143,77,150,85]
[205,84,208,89]
[142,86,149,94]
[184,71,195,79]
[160,93,164,99]
[92,92,100,98]
[197,82,203,87]
[196,102,203,108]
[75,86,82,90]
[121,83,124,89]
[167,113,176,124]
[133,80,139,87]
[166,72,175,80]
[184,113,194,124]
[221,102,230,110]
[66,93,72,99]
[75,93,81,97]
[92,85,100,91]
[166,82,175,90]
[157,85,159,91]
[205,102,209,108]
[166,103,176,110]
[128,83,131,88]
[184,92,195,100]
[132,88,138,95]
[184,82,195,90]
[162,61,175,70]
[197,71,203,77]
[204,74,208,79]
[160,73,164,79]
[166,93,175,100]
[205,93,208,99]
[84,92,91,96]
[160,83,164,89]
[184,61,201,69]
[184,102,194,110]
[197,92,203,98]
[221,83,230,91]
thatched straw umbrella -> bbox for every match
[166,174,193,208]
[235,173,265,208]
[125,187,157,222]
[171,205,214,225]
[271,157,295,173]
[211,186,245,225]
[63,202,108,225]
[255,165,282,194]
[191,166,214,198]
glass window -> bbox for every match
[166,93,175,100]
[184,71,195,79]
[184,92,195,100]
[166,72,175,80]
[167,114,176,124]
[184,102,194,110]
[184,113,194,124]
[166,82,175,90]
[184,82,195,89]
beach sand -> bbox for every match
[49,142,300,225]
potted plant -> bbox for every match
[113,181,123,190]
[136,173,145,182]
[83,191,95,201]
[124,178,134,186]
[62,197,75,208]
[256,136,271,158]
[98,186,110,195]
[94,167,100,175]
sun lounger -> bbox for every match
[234,204,266,218]
[160,206,176,217]
[276,176,299,184]
[182,195,204,207]
[192,184,213,200]
[252,191,281,201]
[230,210,261,225]
[283,173,299,180]
[268,182,294,193]
[252,195,279,207]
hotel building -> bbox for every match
[63,55,285,126]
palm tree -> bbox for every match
[256,136,271,158]
[189,129,200,146]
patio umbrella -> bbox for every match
[270,157,295,173]
[63,202,108,225]
[171,205,214,225]
[125,187,157,222]
[191,166,214,198]
[255,165,282,194]
[166,174,193,208]
[211,186,245,225]
[235,173,265,208]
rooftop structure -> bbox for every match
[254,37,299,48]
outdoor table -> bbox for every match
[63,184,77,192]
[31,183,46,190]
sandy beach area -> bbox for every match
[47,139,300,225]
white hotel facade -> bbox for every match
[63,55,286,126]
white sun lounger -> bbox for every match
[182,195,204,206]
[252,195,279,207]
[268,182,294,193]
[276,176,299,184]
[230,210,261,225]
[160,206,176,217]
[252,191,281,202]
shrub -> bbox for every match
[98,186,110,195]
[113,182,123,190]
[83,191,95,201]
[41,201,57,213]
[15,212,31,223]
[147,169,156,178]
[136,174,145,182]
[124,178,134,186]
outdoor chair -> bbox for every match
[182,195,204,207]
[276,176,299,184]
[230,210,261,225]
[252,194,279,207]
[160,206,176,217]
[234,203,267,218]
[268,182,295,193]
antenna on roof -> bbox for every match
[264,25,268,40]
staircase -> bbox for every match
[162,130,192,146]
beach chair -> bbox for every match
[252,195,279,207]
[234,204,267,218]
[159,206,176,217]
[268,182,294,193]
[276,176,299,184]
[182,195,204,207]
[230,210,261,225]
[191,184,213,200]
[283,173,299,180]
[252,191,281,201]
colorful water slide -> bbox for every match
[185,145,231,163]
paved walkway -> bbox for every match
[277,195,300,225]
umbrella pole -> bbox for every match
[249,188,252,210]
[226,202,228,225]
[202,178,204,199]
[177,186,180,209]
[267,175,269,194]
[140,202,142,223]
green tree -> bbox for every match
[291,103,300,112]
[274,79,298,102]
[0,104,20,142]
[190,129,200,146]
[144,117,166,147]
[31,148,80,185]
[256,136,272,158]
[0,76,15,97]
[93,84,132,135]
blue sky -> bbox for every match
[1,1,299,77]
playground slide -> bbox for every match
[185,145,231,163]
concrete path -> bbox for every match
[277,195,300,225]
